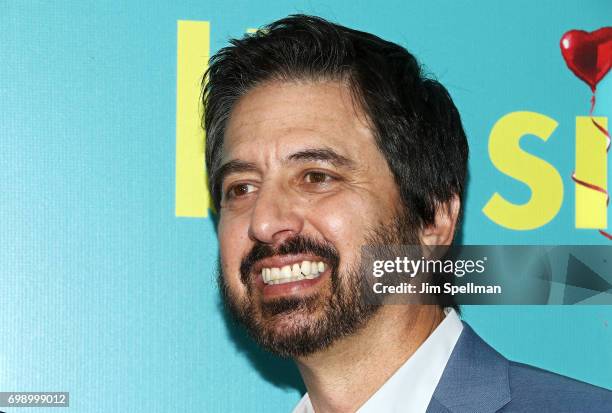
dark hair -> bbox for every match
[202,14,468,311]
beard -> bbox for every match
[217,210,418,358]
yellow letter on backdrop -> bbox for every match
[483,111,563,230]
[175,20,210,217]
[575,116,608,229]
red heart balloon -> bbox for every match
[560,27,612,92]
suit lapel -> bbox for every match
[425,397,452,413]
[426,322,511,413]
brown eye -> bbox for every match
[226,183,255,199]
[304,171,332,184]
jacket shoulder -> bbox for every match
[501,361,612,412]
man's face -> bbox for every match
[216,80,409,357]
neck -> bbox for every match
[295,304,445,413]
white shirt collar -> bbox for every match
[292,308,463,413]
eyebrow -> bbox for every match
[286,148,356,169]
[215,147,356,191]
[214,159,259,194]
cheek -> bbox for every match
[306,193,382,260]
[218,215,251,291]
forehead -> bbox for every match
[222,80,378,162]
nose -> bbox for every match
[248,182,304,246]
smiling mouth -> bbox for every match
[261,260,326,285]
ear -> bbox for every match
[420,195,460,246]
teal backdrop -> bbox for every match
[1,1,611,412]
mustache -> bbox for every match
[239,235,340,284]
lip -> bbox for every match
[251,254,331,300]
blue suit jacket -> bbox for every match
[426,322,612,413]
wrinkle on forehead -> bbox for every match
[222,79,378,168]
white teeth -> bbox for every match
[304,266,315,279]
[261,260,327,284]
[292,264,301,277]
[300,261,311,275]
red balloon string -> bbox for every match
[571,172,608,196]
[599,229,612,240]
[572,91,612,239]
